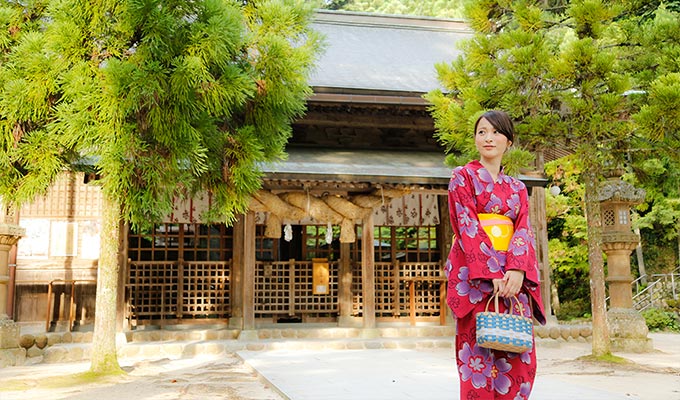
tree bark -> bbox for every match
[634,228,646,286]
[583,169,611,357]
[89,194,124,374]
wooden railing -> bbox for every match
[402,276,447,326]
[45,279,97,332]
[356,260,446,323]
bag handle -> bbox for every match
[484,293,525,317]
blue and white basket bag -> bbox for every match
[476,294,533,353]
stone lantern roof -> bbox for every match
[597,179,646,205]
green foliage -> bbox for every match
[544,157,592,319]
[641,307,680,332]
[427,2,680,336]
[666,299,680,311]
[556,298,592,321]
[1,0,324,230]
[0,0,66,207]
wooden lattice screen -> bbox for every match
[254,260,339,319]
[126,260,231,325]
[352,261,444,319]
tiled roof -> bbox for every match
[262,148,548,189]
[309,10,473,94]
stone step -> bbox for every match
[38,335,456,364]
[125,325,456,343]
[12,323,592,366]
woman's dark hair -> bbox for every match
[474,110,514,144]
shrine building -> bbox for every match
[7,10,551,334]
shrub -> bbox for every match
[666,299,680,311]
[556,298,591,321]
[641,308,680,332]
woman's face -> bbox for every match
[474,117,511,162]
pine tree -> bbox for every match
[2,0,323,373]
[425,0,680,357]
[624,5,680,269]
[0,0,66,214]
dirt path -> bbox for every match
[1,354,285,400]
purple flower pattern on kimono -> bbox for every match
[455,267,493,304]
[514,382,533,400]
[445,160,546,324]
[458,342,492,388]
[490,357,513,394]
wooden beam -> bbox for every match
[295,111,434,130]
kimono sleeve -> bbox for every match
[448,168,505,282]
[505,185,541,288]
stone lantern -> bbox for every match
[0,210,26,367]
[598,175,652,352]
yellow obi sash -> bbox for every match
[478,213,514,251]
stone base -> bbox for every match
[359,328,380,339]
[608,308,654,353]
[0,315,20,349]
[228,317,243,330]
[610,336,654,353]
[0,347,26,368]
[337,316,361,328]
[0,315,26,367]
[238,330,259,341]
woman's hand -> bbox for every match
[492,270,525,298]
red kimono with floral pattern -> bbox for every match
[445,160,546,400]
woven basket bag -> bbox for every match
[476,294,533,353]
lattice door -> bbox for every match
[127,260,231,323]
[254,260,338,318]
[127,261,179,322]
[181,261,231,318]
[400,262,444,317]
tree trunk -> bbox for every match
[634,228,646,286]
[89,194,124,374]
[677,221,680,271]
[583,169,611,357]
[551,281,561,315]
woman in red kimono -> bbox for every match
[444,110,546,400]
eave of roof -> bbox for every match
[262,147,451,187]
[261,148,549,189]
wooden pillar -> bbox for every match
[361,213,376,329]
[338,242,353,325]
[242,212,256,330]
[437,194,454,325]
[230,215,244,328]
[232,211,256,335]
[530,187,553,320]
[438,194,454,253]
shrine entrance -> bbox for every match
[124,220,448,327]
